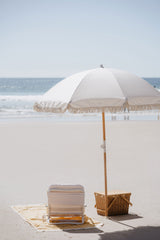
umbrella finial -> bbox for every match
[100,64,104,68]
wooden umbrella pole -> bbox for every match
[102,112,108,216]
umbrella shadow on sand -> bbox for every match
[99,226,160,240]
[64,224,160,239]
[64,227,104,234]
[63,213,142,234]
[108,213,143,228]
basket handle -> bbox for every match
[120,195,133,206]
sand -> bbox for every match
[0,120,160,240]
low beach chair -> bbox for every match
[47,185,85,224]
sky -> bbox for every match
[0,0,160,77]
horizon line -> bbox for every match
[0,76,160,79]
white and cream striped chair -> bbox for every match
[47,185,85,224]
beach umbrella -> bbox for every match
[34,66,160,216]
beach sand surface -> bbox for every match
[0,120,160,240]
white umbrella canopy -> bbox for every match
[34,67,160,113]
[34,67,160,217]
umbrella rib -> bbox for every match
[68,69,100,108]
[108,70,127,108]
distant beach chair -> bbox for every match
[47,185,85,224]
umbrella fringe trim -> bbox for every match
[34,102,160,114]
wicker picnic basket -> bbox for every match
[94,191,132,216]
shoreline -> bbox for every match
[0,112,160,123]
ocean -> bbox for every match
[0,77,160,121]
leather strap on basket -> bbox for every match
[107,196,118,211]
